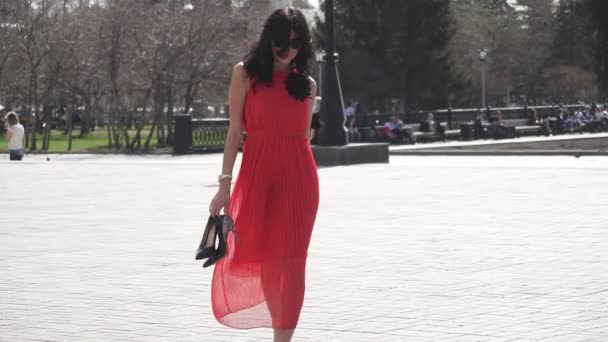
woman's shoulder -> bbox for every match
[307,76,317,98]
[307,75,317,89]
[232,62,249,82]
[9,124,24,133]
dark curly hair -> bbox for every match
[243,7,312,101]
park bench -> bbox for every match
[367,124,414,144]
[409,123,460,142]
[501,118,542,137]
[370,122,460,144]
[473,118,541,139]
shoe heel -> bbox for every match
[203,216,228,268]
[195,216,218,260]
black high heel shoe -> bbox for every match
[195,216,219,260]
[203,215,238,268]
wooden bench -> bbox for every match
[410,123,461,142]
[368,122,460,143]
[441,123,461,140]
[501,119,541,137]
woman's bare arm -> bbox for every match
[208,62,248,217]
[220,62,248,176]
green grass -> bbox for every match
[1,128,162,153]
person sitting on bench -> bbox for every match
[420,112,436,133]
[489,110,510,139]
[383,116,415,143]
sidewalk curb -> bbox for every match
[390,149,608,156]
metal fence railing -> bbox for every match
[360,104,582,129]
[173,104,585,154]
[191,118,229,152]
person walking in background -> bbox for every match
[343,100,357,139]
[207,7,319,342]
[347,115,361,142]
[4,112,25,161]
[344,100,356,125]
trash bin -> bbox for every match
[460,123,474,141]
[549,118,562,135]
[173,114,192,155]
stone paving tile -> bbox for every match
[1,154,607,341]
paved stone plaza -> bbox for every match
[1,154,607,342]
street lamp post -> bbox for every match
[318,0,347,146]
[479,48,487,109]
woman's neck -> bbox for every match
[273,63,291,72]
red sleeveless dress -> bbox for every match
[211,71,320,329]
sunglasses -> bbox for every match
[273,37,304,50]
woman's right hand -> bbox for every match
[209,183,231,217]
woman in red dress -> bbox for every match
[207,7,319,342]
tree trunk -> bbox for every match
[107,118,113,148]
[129,118,146,151]
[599,24,607,96]
[110,109,121,149]
[129,127,140,150]
[122,115,130,151]
[184,83,195,113]
[42,112,51,150]
[144,122,156,149]
[67,109,73,151]
[166,82,174,146]
[80,97,91,137]
[112,123,121,149]
[30,82,39,151]
[151,88,165,148]
[157,118,165,147]
[399,72,407,113]
[403,0,412,111]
